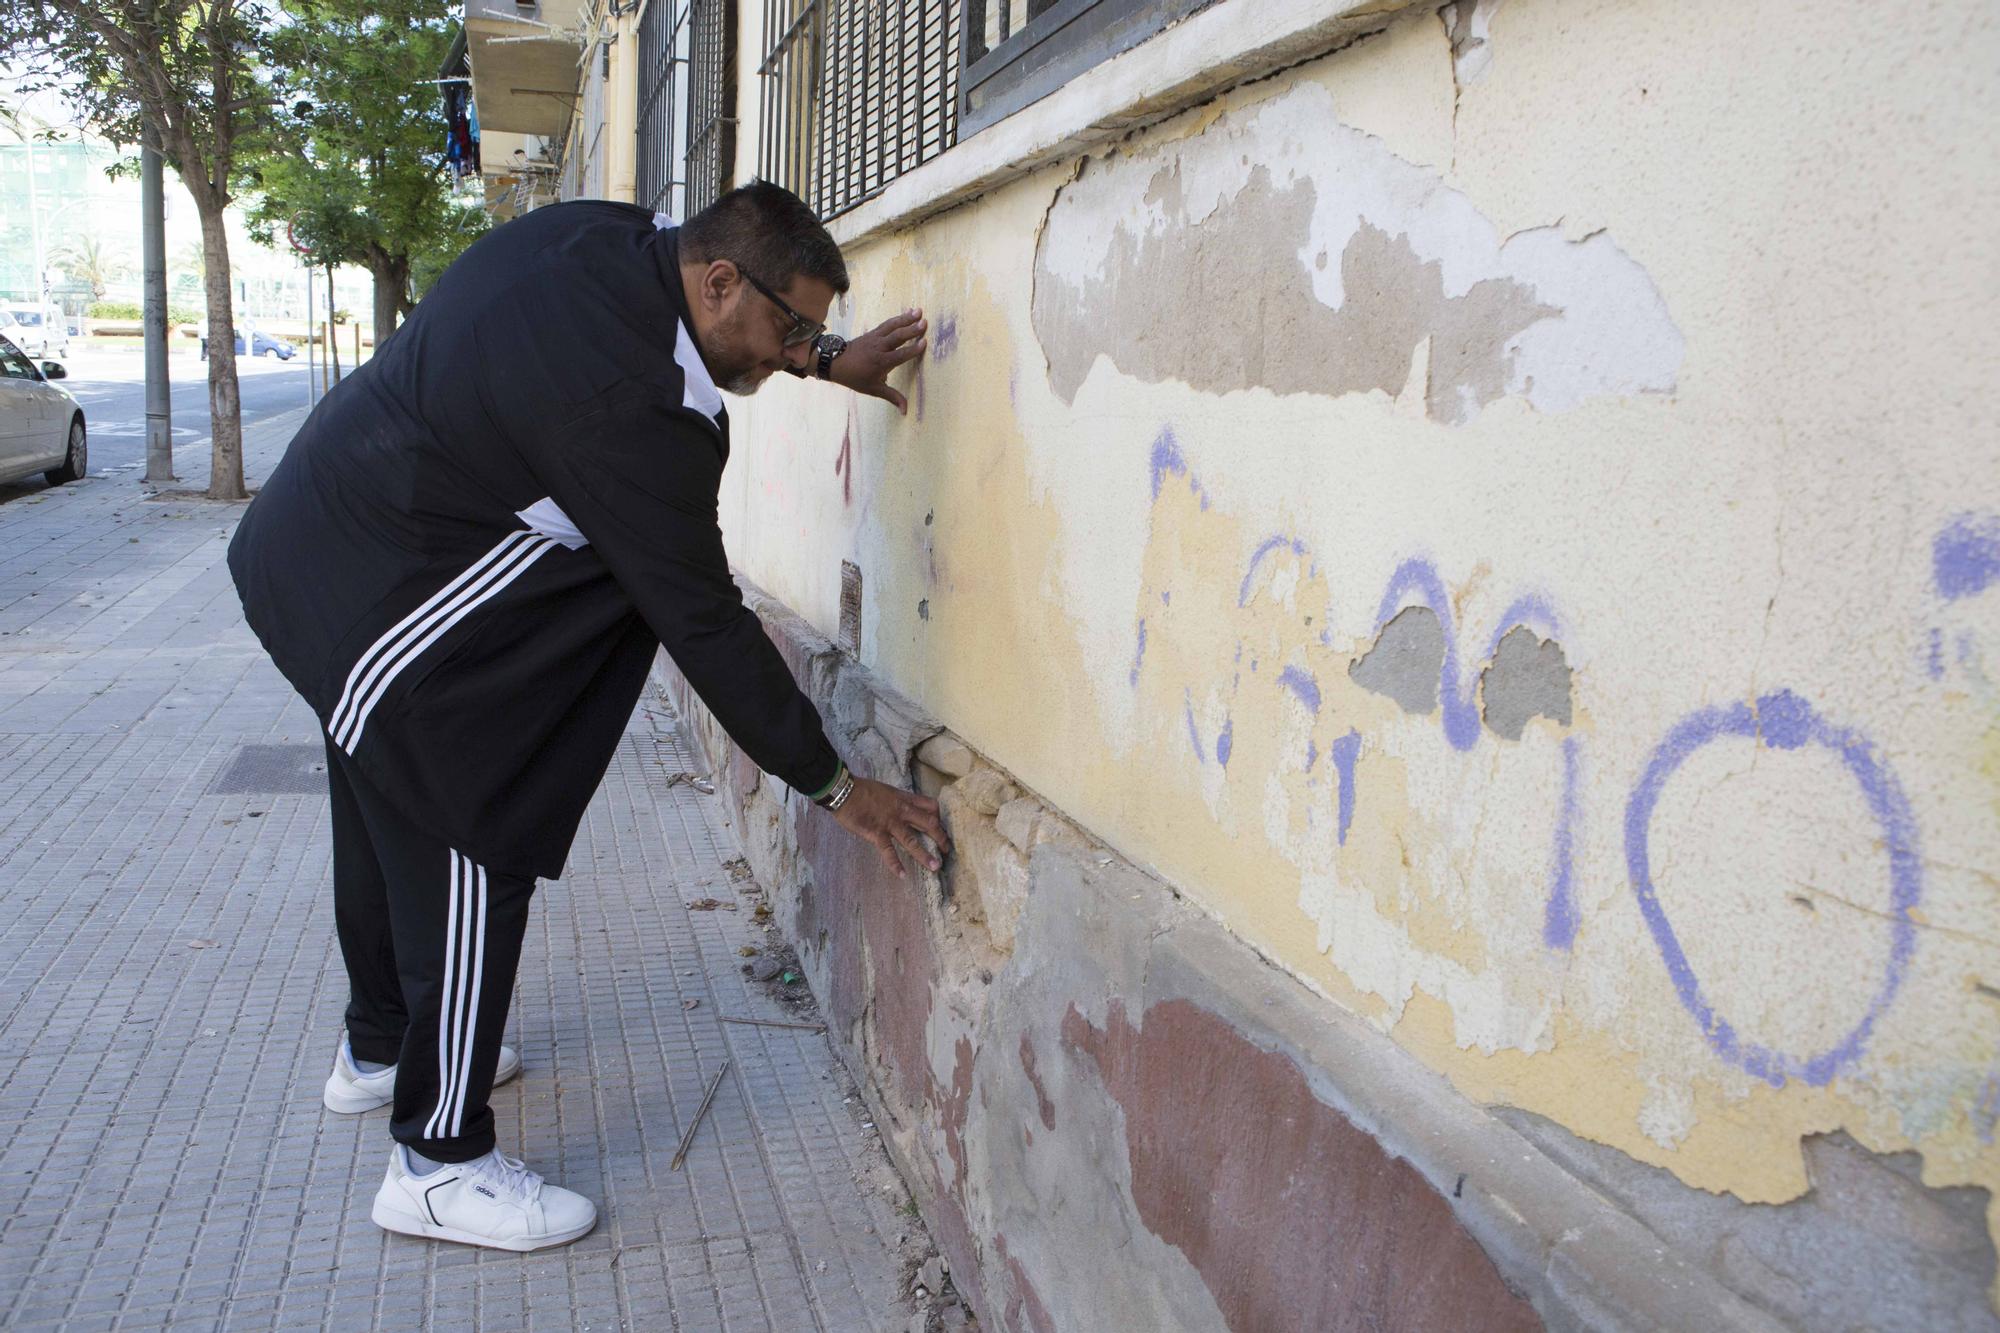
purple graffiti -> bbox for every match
[1330,730,1362,845]
[1216,718,1234,767]
[1543,737,1584,949]
[933,315,960,361]
[1183,690,1202,760]
[1928,628,1946,681]
[1934,513,2000,601]
[1488,594,1563,659]
[1149,430,1187,500]
[1144,457,1593,965]
[1373,558,1482,752]
[1624,689,1921,1088]
[1130,619,1148,688]
[1977,1073,2000,1145]
[1240,535,1310,607]
[1278,666,1321,714]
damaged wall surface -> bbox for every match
[689,0,2000,1325]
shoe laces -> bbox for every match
[471,1150,542,1201]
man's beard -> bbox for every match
[710,308,772,395]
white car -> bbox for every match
[4,304,70,360]
[0,334,87,487]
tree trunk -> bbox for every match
[367,249,409,353]
[325,262,342,385]
[196,203,246,501]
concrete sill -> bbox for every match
[826,0,1422,251]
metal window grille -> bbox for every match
[639,0,736,220]
[686,0,737,215]
[759,0,962,221]
[960,0,1208,138]
[637,0,691,217]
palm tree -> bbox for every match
[48,233,131,303]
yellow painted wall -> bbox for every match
[721,0,2000,1261]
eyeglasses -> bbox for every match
[735,264,825,347]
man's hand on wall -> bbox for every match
[833,776,950,878]
[832,309,928,414]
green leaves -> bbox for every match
[245,0,484,321]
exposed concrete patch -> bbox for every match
[1481,625,1574,739]
[1037,164,1553,417]
[1349,603,1447,714]
[1030,80,1683,423]
[1498,1110,2000,1332]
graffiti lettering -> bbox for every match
[1623,690,1921,1088]
[1135,443,1930,1086]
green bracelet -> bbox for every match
[805,762,846,802]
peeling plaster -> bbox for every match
[1350,604,1448,715]
[715,1,2000,1306]
[1031,80,1683,423]
[1501,1110,2000,1332]
[1481,624,1574,740]
[1440,0,1505,85]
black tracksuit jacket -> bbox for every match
[229,201,839,879]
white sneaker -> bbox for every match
[323,1037,522,1114]
[371,1145,597,1251]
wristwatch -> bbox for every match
[814,332,848,381]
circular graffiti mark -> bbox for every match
[1624,689,1921,1087]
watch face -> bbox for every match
[820,333,847,354]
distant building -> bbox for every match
[0,113,364,323]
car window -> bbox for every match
[13,311,42,327]
[0,337,38,380]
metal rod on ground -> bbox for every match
[669,1060,730,1171]
[140,123,174,483]
[718,1016,825,1033]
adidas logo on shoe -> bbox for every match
[372,1145,596,1252]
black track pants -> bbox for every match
[326,737,537,1163]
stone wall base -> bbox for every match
[651,578,1993,1332]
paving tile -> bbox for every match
[0,414,917,1331]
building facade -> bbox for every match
[465,2,2000,1328]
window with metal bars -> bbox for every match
[960,0,1212,138]
[758,0,962,220]
[638,0,737,222]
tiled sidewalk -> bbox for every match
[0,417,923,1331]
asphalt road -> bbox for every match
[54,348,320,476]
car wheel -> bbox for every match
[45,417,86,486]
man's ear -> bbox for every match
[699,259,739,313]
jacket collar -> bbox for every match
[651,219,725,430]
